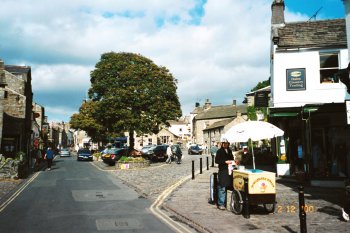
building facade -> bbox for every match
[0,60,33,166]
[269,0,350,180]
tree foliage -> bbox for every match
[251,78,270,92]
[87,52,182,149]
[70,101,107,142]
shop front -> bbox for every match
[269,102,350,182]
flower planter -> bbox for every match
[115,160,150,170]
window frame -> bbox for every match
[319,51,340,84]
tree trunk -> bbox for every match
[129,130,135,152]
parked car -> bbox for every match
[142,144,168,162]
[140,145,155,155]
[188,145,203,155]
[77,148,93,161]
[101,147,128,165]
[59,148,70,157]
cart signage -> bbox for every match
[233,170,276,194]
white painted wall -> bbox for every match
[272,49,348,108]
[344,0,350,60]
[168,123,191,139]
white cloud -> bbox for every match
[0,0,316,121]
[32,64,91,92]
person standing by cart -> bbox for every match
[215,138,234,210]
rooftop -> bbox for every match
[276,19,347,50]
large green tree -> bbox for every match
[70,100,107,143]
[88,52,182,150]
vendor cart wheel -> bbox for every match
[230,189,243,214]
[263,203,275,213]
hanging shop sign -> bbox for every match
[286,68,306,91]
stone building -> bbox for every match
[191,99,247,145]
[0,60,33,164]
[203,112,246,147]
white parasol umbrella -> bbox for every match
[221,121,284,169]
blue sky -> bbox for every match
[286,0,344,19]
[0,0,347,122]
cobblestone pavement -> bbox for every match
[1,152,350,232]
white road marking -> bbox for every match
[0,172,40,213]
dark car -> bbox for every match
[142,144,168,162]
[188,145,203,155]
[101,148,128,165]
[77,148,93,161]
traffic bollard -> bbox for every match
[213,172,218,205]
[206,156,209,170]
[298,185,307,233]
[192,160,195,180]
[200,158,203,174]
[243,178,250,219]
[211,154,214,167]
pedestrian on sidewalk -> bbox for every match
[31,148,37,169]
[210,142,219,159]
[166,142,173,164]
[215,138,234,210]
[44,147,54,171]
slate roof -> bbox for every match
[203,118,234,131]
[194,104,247,120]
[276,19,347,50]
[5,65,31,74]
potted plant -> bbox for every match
[93,152,102,161]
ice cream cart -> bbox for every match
[230,169,276,214]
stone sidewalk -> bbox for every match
[162,169,349,233]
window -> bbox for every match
[160,136,169,144]
[148,138,152,145]
[319,51,339,83]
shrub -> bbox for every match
[119,156,146,163]
[93,152,102,160]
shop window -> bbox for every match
[319,51,339,83]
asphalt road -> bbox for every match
[0,155,176,233]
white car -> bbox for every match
[59,148,71,157]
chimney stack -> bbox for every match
[271,0,285,25]
[0,59,7,88]
[204,99,211,110]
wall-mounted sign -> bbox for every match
[286,68,306,91]
[254,91,269,107]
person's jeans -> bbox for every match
[47,158,53,168]
[217,185,226,206]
